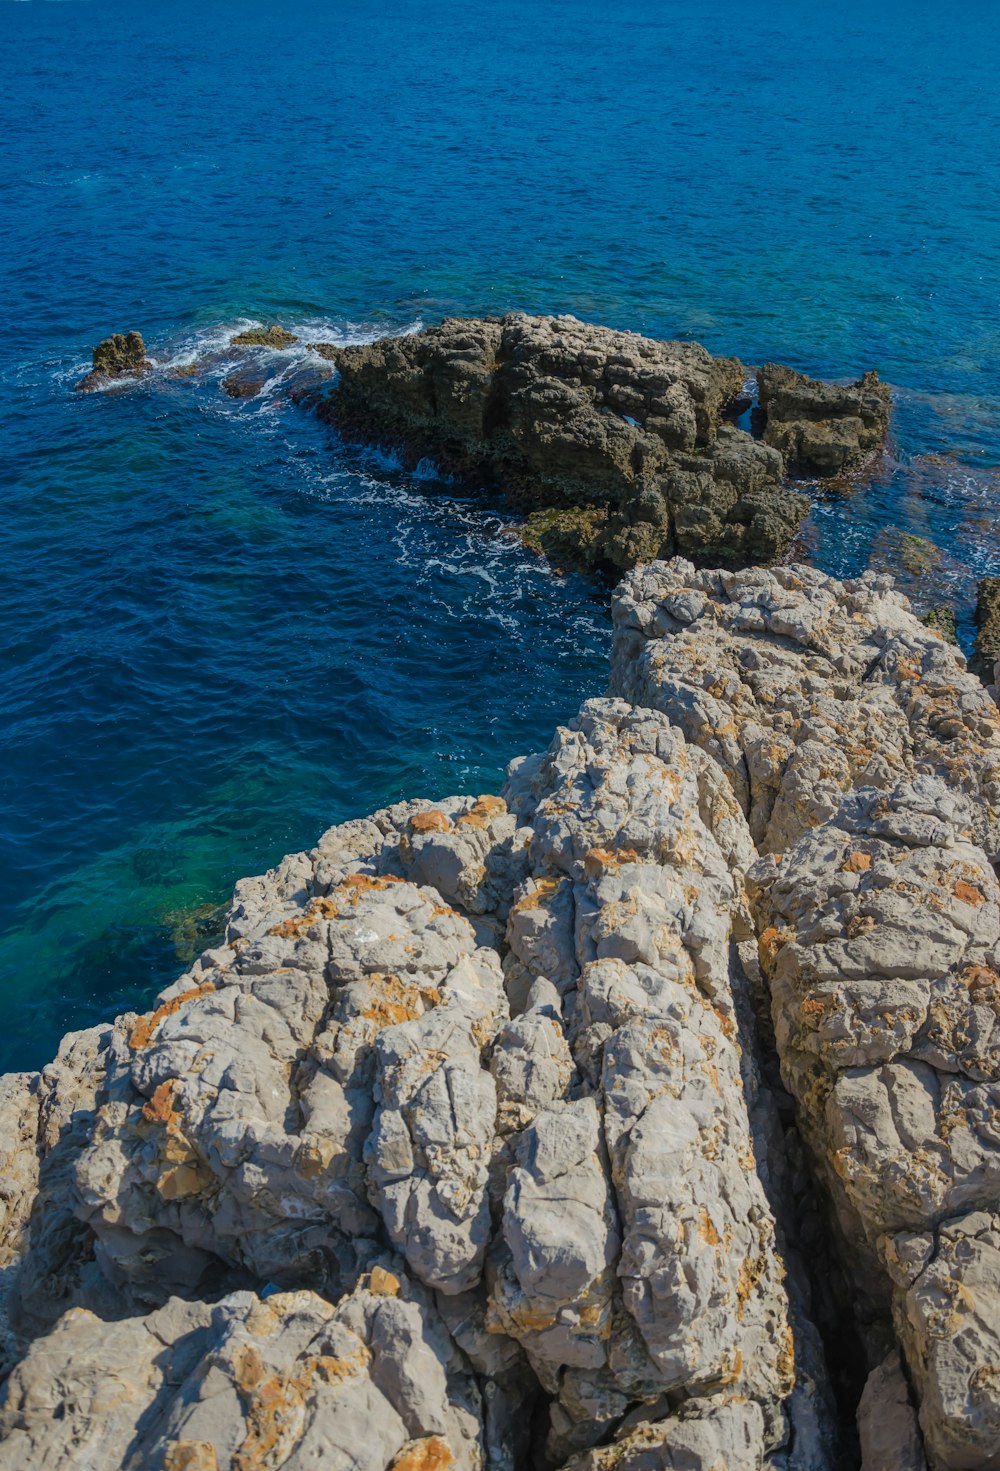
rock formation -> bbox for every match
[231,324,299,348]
[756,364,891,477]
[972,576,1000,687]
[2,558,998,1471]
[317,315,887,574]
[74,331,152,391]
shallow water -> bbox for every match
[2,0,999,1071]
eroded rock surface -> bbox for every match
[320,313,809,572]
[606,560,1000,1469]
[757,363,890,476]
[4,557,998,1471]
[75,330,152,391]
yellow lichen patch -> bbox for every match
[389,1437,456,1471]
[410,810,452,834]
[233,1348,312,1471]
[367,1265,401,1297]
[799,998,827,1019]
[163,1444,219,1471]
[455,796,503,830]
[757,926,788,972]
[130,982,215,1050]
[735,1250,767,1321]
[698,1206,720,1246]
[511,878,562,912]
[361,974,438,1028]
[142,1078,185,1130]
[339,873,406,903]
[294,1139,336,1180]
[314,1343,370,1382]
[954,879,986,906]
[505,1304,558,1334]
[842,850,872,874]
[157,1161,213,1200]
[269,896,341,939]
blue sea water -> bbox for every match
[2,0,999,1074]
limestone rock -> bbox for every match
[320,313,808,572]
[611,559,1000,859]
[0,1272,483,1471]
[757,362,890,476]
[558,1396,768,1471]
[857,1352,926,1471]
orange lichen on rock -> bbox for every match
[339,873,406,902]
[129,982,215,1050]
[163,1444,219,1471]
[953,879,985,906]
[842,850,872,873]
[511,878,562,912]
[410,810,452,834]
[389,1438,456,1471]
[360,974,441,1027]
[367,1265,401,1296]
[455,794,507,830]
[757,926,788,971]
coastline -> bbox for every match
[3,554,1000,1468]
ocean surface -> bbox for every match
[2,0,999,1073]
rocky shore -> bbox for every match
[2,558,999,1470]
[316,314,891,574]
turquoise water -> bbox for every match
[2,0,999,1073]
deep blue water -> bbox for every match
[2,0,1000,1074]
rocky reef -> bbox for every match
[316,314,890,575]
[2,558,999,1469]
[74,331,152,392]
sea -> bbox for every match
[2,0,999,1073]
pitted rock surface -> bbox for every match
[612,559,1000,859]
[320,314,809,571]
[756,362,890,477]
[6,559,1000,1471]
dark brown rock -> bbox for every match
[319,313,809,574]
[757,362,890,476]
[230,324,298,348]
[75,331,152,392]
[972,576,1000,684]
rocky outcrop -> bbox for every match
[319,314,810,573]
[612,559,1000,1470]
[971,576,1000,687]
[757,364,891,476]
[2,558,998,1471]
[75,331,152,391]
[231,324,299,348]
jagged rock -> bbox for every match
[230,324,298,348]
[857,1352,927,1471]
[75,330,152,391]
[320,314,808,573]
[19,555,1000,1470]
[0,1271,483,1471]
[971,576,1000,685]
[559,1396,767,1471]
[757,363,890,476]
[222,369,267,398]
[611,559,1000,859]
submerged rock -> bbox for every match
[231,323,298,348]
[75,330,152,391]
[319,313,811,574]
[757,363,890,476]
